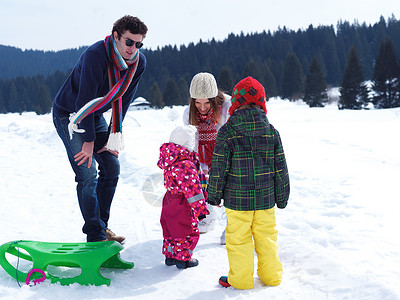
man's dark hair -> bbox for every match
[112,15,148,38]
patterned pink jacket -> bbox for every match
[157,142,208,217]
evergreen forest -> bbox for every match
[0,16,400,114]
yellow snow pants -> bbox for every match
[225,207,282,289]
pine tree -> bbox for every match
[35,84,52,114]
[243,60,264,84]
[149,82,164,108]
[372,38,400,108]
[267,59,284,95]
[6,81,20,113]
[397,62,400,106]
[282,53,304,100]
[218,66,234,94]
[47,70,69,97]
[322,34,342,85]
[304,56,328,107]
[177,77,189,105]
[162,78,181,107]
[261,61,278,98]
[0,82,5,113]
[339,46,369,109]
[19,87,31,113]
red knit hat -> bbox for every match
[229,76,267,115]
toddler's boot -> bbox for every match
[165,257,176,266]
[176,258,199,269]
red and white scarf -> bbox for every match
[68,35,140,151]
[196,108,217,167]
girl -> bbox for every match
[157,125,209,269]
[183,72,231,241]
[183,72,231,175]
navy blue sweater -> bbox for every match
[52,40,146,142]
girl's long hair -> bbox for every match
[188,90,225,126]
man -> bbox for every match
[52,15,148,242]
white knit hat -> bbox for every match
[189,72,218,99]
[169,125,197,151]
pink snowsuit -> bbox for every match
[157,142,209,261]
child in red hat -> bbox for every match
[207,76,290,289]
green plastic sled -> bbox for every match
[0,240,134,286]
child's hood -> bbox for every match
[157,142,197,170]
[229,107,270,137]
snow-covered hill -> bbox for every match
[1,99,399,299]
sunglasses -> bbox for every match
[120,35,144,49]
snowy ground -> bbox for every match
[0,98,399,300]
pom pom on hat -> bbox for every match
[169,125,197,151]
[229,76,267,115]
[189,72,218,99]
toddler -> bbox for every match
[157,125,209,269]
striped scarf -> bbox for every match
[196,108,217,167]
[68,35,140,151]
[194,153,208,190]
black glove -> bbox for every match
[276,201,287,209]
[207,198,220,206]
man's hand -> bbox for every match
[74,141,94,168]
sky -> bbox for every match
[0,0,399,51]
[1,97,400,299]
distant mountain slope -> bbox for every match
[0,45,87,79]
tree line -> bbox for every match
[305,38,400,109]
[0,15,399,114]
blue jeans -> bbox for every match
[53,114,120,242]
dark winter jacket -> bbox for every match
[52,40,146,142]
[207,106,290,211]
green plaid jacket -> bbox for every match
[207,107,290,211]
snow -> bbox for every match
[1,98,400,299]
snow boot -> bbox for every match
[176,258,199,269]
[165,257,176,266]
[105,229,125,244]
[219,276,231,288]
